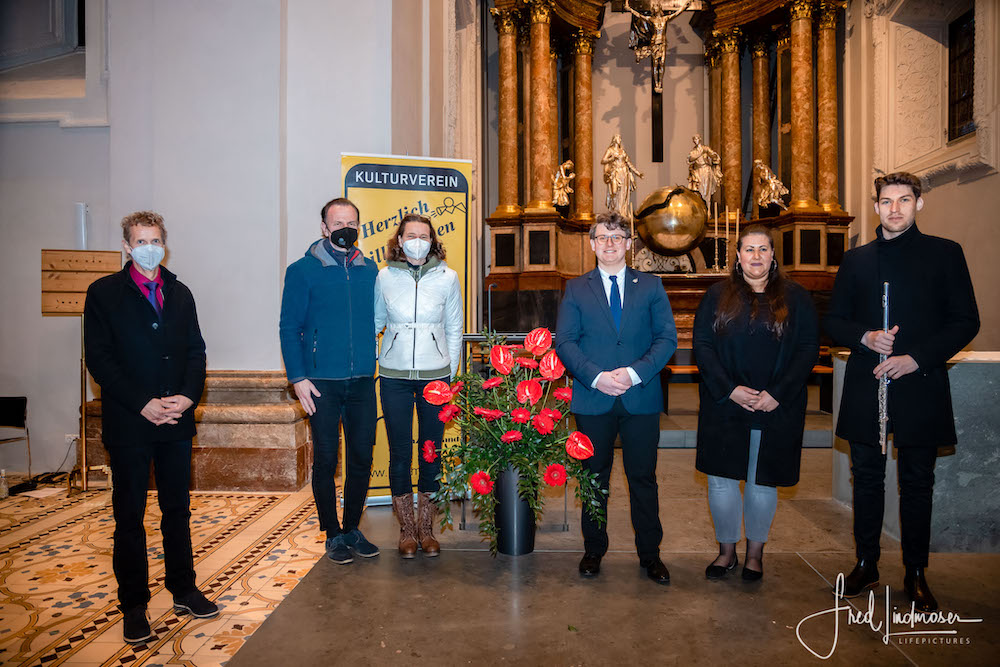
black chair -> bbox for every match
[0,397,33,487]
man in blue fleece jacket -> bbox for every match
[279,197,380,564]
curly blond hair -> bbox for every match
[121,211,167,245]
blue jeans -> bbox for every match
[707,429,778,544]
[308,377,376,537]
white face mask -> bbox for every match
[129,244,165,271]
[402,238,431,261]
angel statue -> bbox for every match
[551,159,576,207]
[687,134,723,204]
[755,159,789,210]
[602,134,644,221]
[625,0,693,94]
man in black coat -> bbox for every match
[824,172,979,612]
[85,211,218,644]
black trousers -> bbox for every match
[308,377,376,537]
[850,441,938,567]
[574,400,662,560]
[106,439,196,611]
[379,377,444,497]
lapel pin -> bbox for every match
[632,278,638,283]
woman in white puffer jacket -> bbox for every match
[374,213,463,558]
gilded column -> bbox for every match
[717,28,742,216]
[751,34,771,217]
[790,0,818,209]
[707,38,722,157]
[491,8,520,218]
[525,0,555,214]
[573,31,596,222]
[817,1,843,212]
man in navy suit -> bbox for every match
[555,212,678,583]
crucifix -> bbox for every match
[622,0,701,162]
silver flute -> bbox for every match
[878,282,890,454]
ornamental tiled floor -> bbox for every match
[0,487,326,667]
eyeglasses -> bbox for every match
[594,234,627,246]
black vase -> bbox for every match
[494,464,536,556]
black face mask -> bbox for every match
[328,226,358,249]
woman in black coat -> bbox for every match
[693,225,818,581]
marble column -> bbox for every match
[707,38,722,168]
[817,0,843,212]
[751,34,771,218]
[573,31,596,222]
[717,28,742,216]
[518,21,532,207]
[790,0,818,209]
[525,0,555,214]
[491,7,520,218]
[550,47,559,175]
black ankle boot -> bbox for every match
[843,558,879,598]
[904,566,938,612]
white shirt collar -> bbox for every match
[597,265,627,284]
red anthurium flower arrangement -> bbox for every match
[523,327,552,355]
[516,379,543,406]
[427,330,607,555]
[539,349,565,381]
[489,345,514,375]
[565,431,595,460]
[422,380,453,406]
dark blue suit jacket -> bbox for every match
[555,267,677,415]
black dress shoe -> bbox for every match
[843,558,879,598]
[579,552,602,577]
[705,554,738,580]
[640,557,671,585]
[741,565,763,582]
[904,566,938,612]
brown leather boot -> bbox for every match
[392,494,417,558]
[417,492,440,557]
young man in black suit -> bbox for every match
[85,211,218,643]
[824,172,979,612]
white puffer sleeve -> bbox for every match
[444,270,464,378]
[374,268,388,338]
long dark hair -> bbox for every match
[712,224,788,337]
[386,214,446,262]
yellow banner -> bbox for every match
[342,153,472,500]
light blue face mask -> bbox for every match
[129,244,165,271]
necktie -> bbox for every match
[144,281,162,318]
[609,275,622,331]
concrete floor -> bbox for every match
[228,448,1000,666]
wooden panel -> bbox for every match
[41,292,86,315]
[41,271,114,293]
[41,249,120,272]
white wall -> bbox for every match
[283,0,392,268]
[0,123,110,473]
[912,172,1000,351]
[108,0,283,371]
[592,11,705,208]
